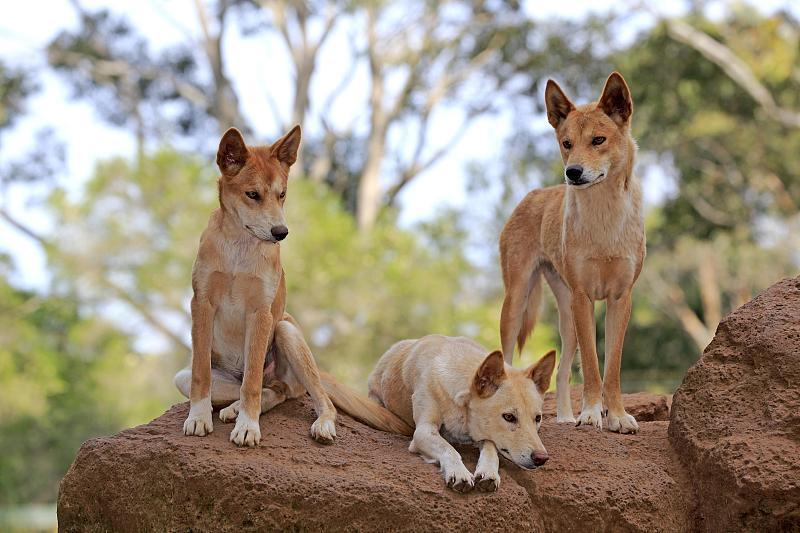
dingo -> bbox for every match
[499,72,644,434]
[174,126,340,446]
[365,335,555,492]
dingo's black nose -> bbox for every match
[271,225,289,241]
[565,165,583,182]
[532,451,549,466]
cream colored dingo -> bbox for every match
[365,335,555,493]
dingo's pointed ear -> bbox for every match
[545,79,575,129]
[598,72,633,128]
[217,127,248,177]
[473,350,506,398]
[527,350,556,395]
[272,125,301,170]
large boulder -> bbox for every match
[59,391,686,532]
[58,277,800,531]
[669,276,800,531]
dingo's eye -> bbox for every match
[502,413,517,423]
[592,136,606,146]
[535,414,542,423]
[245,191,259,200]
[562,140,572,149]
[279,190,286,199]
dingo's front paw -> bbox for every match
[183,398,213,436]
[606,410,639,434]
[443,462,474,493]
[310,414,336,444]
[576,402,603,430]
[183,413,213,436]
[230,412,261,447]
[219,401,240,423]
[473,470,500,492]
[556,414,577,424]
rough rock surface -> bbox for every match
[669,276,800,532]
[59,392,688,532]
[59,277,800,532]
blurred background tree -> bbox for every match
[0,0,798,524]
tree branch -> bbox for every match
[101,277,191,354]
[0,206,48,246]
[0,206,191,354]
[663,17,800,128]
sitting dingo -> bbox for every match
[365,335,555,493]
[174,126,338,446]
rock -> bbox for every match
[58,277,800,531]
[669,276,800,531]
[543,385,672,422]
[59,394,691,532]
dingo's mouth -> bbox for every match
[567,173,606,188]
[498,449,539,470]
[245,225,278,243]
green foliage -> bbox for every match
[0,62,34,135]
[283,180,557,386]
[0,276,167,505]
[621,10,800,242]
[48,150,214,346]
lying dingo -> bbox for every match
[361,335,555,492]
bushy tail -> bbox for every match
[320,371,413,437]
[517,272,543,355]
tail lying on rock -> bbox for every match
[320,372,413,437]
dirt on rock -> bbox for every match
[669,276,800,532]
[59,390,685,532]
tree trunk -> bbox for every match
[357,134,386,230]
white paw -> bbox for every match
[183,398,213,436]
[310,415,336,444]
[473,469,500,492]
[556,390,574,423]
[219,401,239,423]
[606,410,639,434]
[230,411,261,447]
[556,413,577,424]
[442,461,474,493]
[576,402,603,430]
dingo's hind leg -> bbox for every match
[544,267,578,423]
[219,381,288,423]
[175,368,287,423]
[274,317,337,444]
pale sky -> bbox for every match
[1,0,796,292]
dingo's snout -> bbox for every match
[565,165,585,184]
[271,225,289,241]
[532,450,549,466]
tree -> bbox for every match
[0,261,169,504]
[46,1,526,229]
[619,9,800,351]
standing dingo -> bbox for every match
[499,72,644,434]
